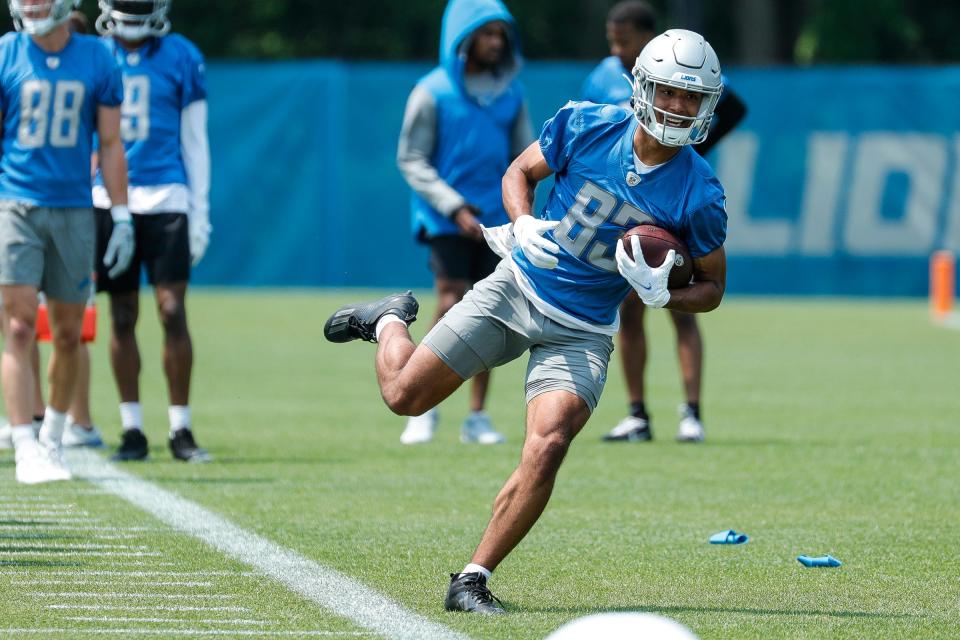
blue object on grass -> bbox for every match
[709,530,749,544]
[797,554,842,567]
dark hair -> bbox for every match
[607,1,657,33]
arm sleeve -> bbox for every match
[510,100,534,159]
[685,199,728,258]
[396,85,465,218]
[538,101,580,173]
[180,99,210,225]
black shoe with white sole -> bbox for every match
[323,291,419,343]
[169,428,212,463]
[444,572,505,614]
[111,429,149,461]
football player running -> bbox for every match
[93,0,212,462]
[0,0,130,484]
[582,0,747,444]
[324,29,728,612]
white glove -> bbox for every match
[480,223,515,259]
[103,205,135,279]
[512,215,560,269]
[615,235,673,308]
[189,217,212,266]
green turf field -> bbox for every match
[0,290,957,639]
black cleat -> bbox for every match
[602,416,653,442]
[444,572,505,614]
[111,429,149,461]
[323,291,419,343]
[169,428,212,463]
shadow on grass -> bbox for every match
[521,604,917,620]
[0,533,81,540]
[0,559,82,567]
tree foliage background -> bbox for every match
[7,0,960,63]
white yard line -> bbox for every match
[47,604,252,613]
[26,592,236,600]
[0,550,162,557]
[6,570,257,577]
[62,616,268,625]
[0,630,370,637]
[68,448,470,640]
[12,579,215,587]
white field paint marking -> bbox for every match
[0,550,162,557]
[68,449,470,640]
[8,570,256,577]
[63,616,268,625]
[0,510,91,517]
[0,542,138,549]
[0,630,369,637]
[27,592,236,600]
[48,604,252,613]
[12,579,215,587]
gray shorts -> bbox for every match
[423,260,614,412]
[0,200,95,304]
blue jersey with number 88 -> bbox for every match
[512,102,727,326]
[0,32,122,207]
[100,34,206,187]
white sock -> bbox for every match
[375,314,405,341]
[10,424,36,450]
[38,408,67,447]
[169,405,191,435]
[119,402,143,431]
[462,563,492,581]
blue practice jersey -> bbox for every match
[512,102,727,327]
[100,34,206,187]
[580,56,632,107]
[0,32,122,207]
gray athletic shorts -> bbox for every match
[423,260,614,412]
[0,200,95,304]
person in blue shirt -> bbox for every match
[93,0,212,463]
[583,1,746,444]
[325,29,728,613]
[396,0,532,446]
[0,0,132,484]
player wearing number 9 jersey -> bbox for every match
[92,0,212,464]
[0,0,130,485]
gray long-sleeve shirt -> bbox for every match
[396,80,534,218]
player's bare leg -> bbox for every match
[156,281,207,462]
[376,325,465,417]
[30,342,44,419]
[155,282,192,407]
[604,291,652,441]
[2,286,40,428]
[44,299,86,413]
[445,390,591,613]
[109,290,141,403]
[670,310,705,442]
[67,344,93,425]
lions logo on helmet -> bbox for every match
[8,0,81,35]
[96,0,171,40]
[631,29,723,147]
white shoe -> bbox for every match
[0,417,44,449]
[602,416,652,442]
[400,408,438,445]
[62,417,104,448]
[460,411,505,444]
[15,440,70,484]
[676,405,705,442]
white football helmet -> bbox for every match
[631,29,723,147]
[96,0,170,39]
[8,0,80,35]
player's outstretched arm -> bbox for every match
[665,246,726,313]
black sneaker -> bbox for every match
[169,428,212,463]
[323,291,419,343]
[444,572,505,614]
[111,429,149,461]
[602,416,653,442]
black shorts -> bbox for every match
[95,209,190,294]
[427,235,501,283]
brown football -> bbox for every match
[621,224,694,289]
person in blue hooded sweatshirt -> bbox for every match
[396,0,532,447]
[327,28,729,613]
